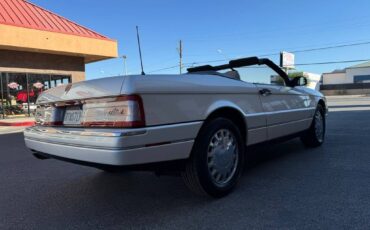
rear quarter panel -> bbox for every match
[121,75,264,128]
[141,94,263,127]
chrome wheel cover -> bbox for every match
[207,129,239,186]
[314,111,324,142]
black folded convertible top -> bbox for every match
[187,56,293,87]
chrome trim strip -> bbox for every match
[246,117,313,130]
[26,121,202,138]
[268,118,312,128]
[25,138,194,165]
[25,137,194,151]
[245,107,315,118]
[246,126,267,146]
[25,127,144,137]
[248,126,266,131]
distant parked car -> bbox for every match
[21,103,37,114]
[24,57,328,197]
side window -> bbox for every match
[235,64,286,86]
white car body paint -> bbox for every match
[25,72,327,166]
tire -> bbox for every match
[181,118,245,198]
[101,169,117,173]
[300,104,326,148]
[99,166,121,173]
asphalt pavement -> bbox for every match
[1,96,370,229]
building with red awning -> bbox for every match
[0,0,118,117]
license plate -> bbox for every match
[63,107,82,126]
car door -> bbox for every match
[255,83,314,140]
[236,63,315,141]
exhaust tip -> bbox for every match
[31,150,50,160]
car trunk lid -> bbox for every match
[37,76,125,105]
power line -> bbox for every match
[148,65,179,73]
[183,38,370,58]
[231,59,370,69]
[147,58,370,73]
[147,40,370,73]
[290,41,370,54]
[295,59,370,66]
[184,40,370,66]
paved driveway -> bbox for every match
[1,96,370,229]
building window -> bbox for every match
[0,73,71,118]
[354,75,370,83]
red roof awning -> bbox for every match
[0,0,112,41]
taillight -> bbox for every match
[35,95,145,128]
[81,95,145,128]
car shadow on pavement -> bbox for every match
[49,138,312,228]
[245,138,306,169]
[3,109,370,229]
[47,138,311,224]
[74,111,369,199]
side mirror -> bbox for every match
[291,76,308,87]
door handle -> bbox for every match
[259,88,272,96]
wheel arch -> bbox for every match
[317,99,327,115]
[202,104,247,142]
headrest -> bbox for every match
[225,70,241,80]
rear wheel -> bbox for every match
[300,105,326,147]
[181,118,245,197]
[100,168,117,173]
[99,166,123,173]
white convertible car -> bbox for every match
[24,57,327,197]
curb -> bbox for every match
[0,121,35,127]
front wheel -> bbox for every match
[181,118,245,197]
[300,105,326,147]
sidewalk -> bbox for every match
[0,126,25,135]
[0,117,35,127]
[326,94,368,98]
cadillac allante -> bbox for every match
[24,57,327,197]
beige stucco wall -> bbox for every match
[322,72,347,85]
[0,24,118,63]
[323,67,370,85]
[0,50,85,82]
[346,67,370,83]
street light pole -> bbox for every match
[26,73,31,117]
[122,55,128,76]
[0,73,5,119]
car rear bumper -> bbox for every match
[24,121,202,166]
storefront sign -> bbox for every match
[33,82,44,89]
[280,51,295,69]
[8,82,19,89]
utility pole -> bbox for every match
[122,55,127,76]
[179,40,183,74]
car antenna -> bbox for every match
[136,26,146,75]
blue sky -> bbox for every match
[31,0,370,80]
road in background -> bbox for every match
[1,96,370,229]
